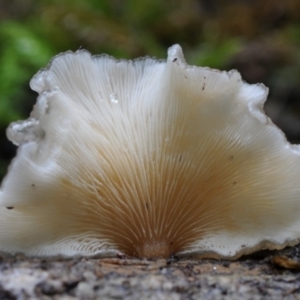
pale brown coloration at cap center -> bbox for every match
[1,45,300,259]
[57,99,288,259]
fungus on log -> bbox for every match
[1,45,300,259]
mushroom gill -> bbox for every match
[1,44,300,259]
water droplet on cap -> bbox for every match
[109,93,118,104]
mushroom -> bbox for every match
[1,44,300,259]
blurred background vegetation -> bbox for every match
[0,0,300,180]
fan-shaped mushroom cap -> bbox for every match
[1,45,300,258]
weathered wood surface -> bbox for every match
[0,245,300,299]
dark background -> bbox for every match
[1,0,300,180]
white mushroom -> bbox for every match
[1,44,300,259]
